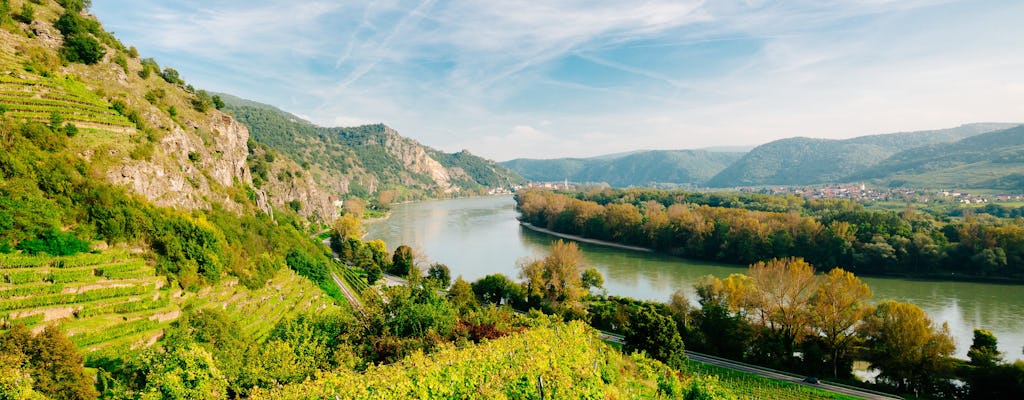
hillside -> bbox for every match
[219,95,525,202]
[706,123,1018,187]
[851,124,1024,190]
[502,149,743,187]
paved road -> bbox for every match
[597,332,899,400]
[330,271,365,315]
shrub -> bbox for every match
[62,34,105,65]
[13,3,34,24]
[15,230,90,256]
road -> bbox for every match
[597,332,900,400]
[330,271,364,315]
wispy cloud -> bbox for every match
[93,0,1024,160]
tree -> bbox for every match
[858,300,955,395]
[745,257,817,365]
[449,276,477,311]
[342,197,366,218]
[472,274,514,305]
[427,263,451,288]
[517,240,587,306]
[0,324,98,400]
[581,267,604,292]
[365,263,382,285]
[809,268,873,378]
[332,213,363,241]
[968,328,1002,368]
[390,244,414,276]
[625,306,686,369]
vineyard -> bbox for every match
[251,320,857,400]
[0,248,338,364]
[679,360,862,399]
[339,264,370,293]
[0,75,136,132]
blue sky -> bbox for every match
[91,0,1024,161]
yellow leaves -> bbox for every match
[332,213,364,240]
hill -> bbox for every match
[706,123,1019,187]
[502,149,744,187]
[219,94,525,202]
[850,124,1024,190]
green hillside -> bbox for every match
[851,124,1024,190]
[503,149,743,187]
[707,123,1018,187]
[219,94,525,201]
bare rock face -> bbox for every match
[381,126,457,193]
[29,21,62,48]
[107,113,254,213]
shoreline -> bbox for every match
[518,222,653,253]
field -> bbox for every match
[0,248,338,365]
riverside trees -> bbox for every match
[515,188,1024,280]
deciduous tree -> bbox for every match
[809,267,872,378]
[858,300,955,394]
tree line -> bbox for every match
[516,188,1024,280]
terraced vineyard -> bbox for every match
[0,249,168,358]
[340,264,370,293]
[0,74,135,132]
[0,249,338,364]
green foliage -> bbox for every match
[15,229,90,256]
[426,263,450,288]
[854,124,1024,190]
[150,213,227,287]
[138,58,159,79]
[13,3,34,24]
[62,34,105,64]
[134,343,228,399]
[625,305,686,369]
[159,67,183,85]
[389,244,413,276]
[504,150,741,187]
[0,324,98,400]
[708,123,1015,187]
[191,90,213,112]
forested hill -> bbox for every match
[706,122,1018,187]
[849,124,1024,190]
[502,149,744,187]
[219,94,525,201]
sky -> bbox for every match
[91,0,1024,161]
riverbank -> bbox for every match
[519,221,653,253]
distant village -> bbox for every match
[515,181,1024,205]
[742,183,1024,204]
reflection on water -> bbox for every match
[366,195,1024,360]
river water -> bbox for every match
[366,195,1024,360]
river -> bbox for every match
[366,195,1024,360]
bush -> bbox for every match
[13,3,34,24]
[62,34,105,65]
[160,67,183,85]
[15,230,90,256]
